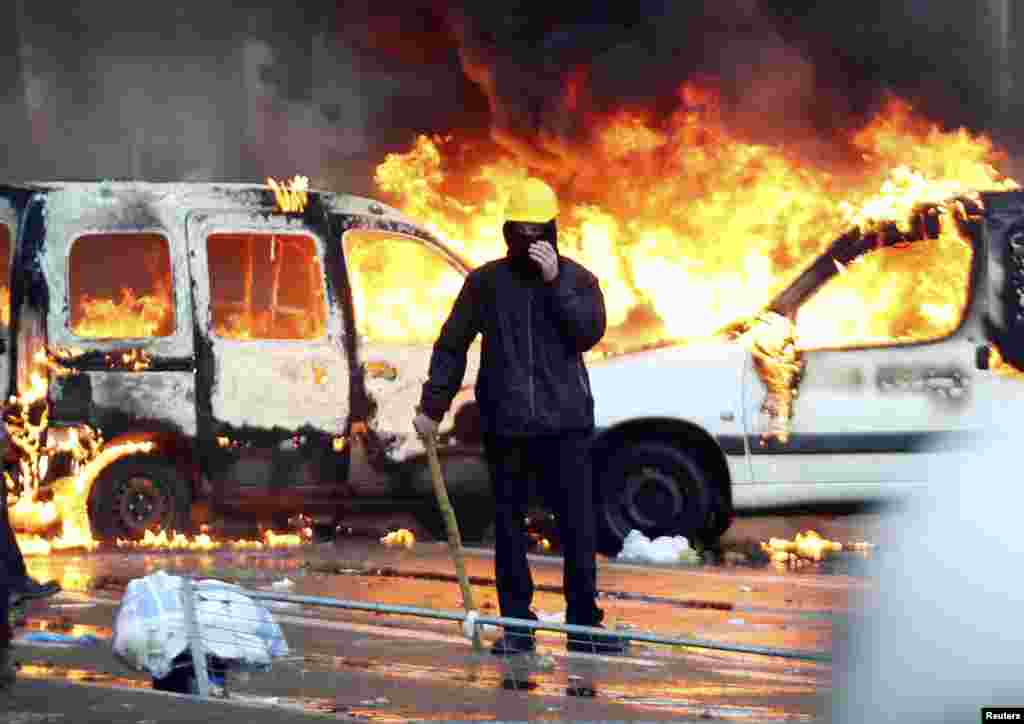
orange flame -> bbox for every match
[115,527,310,551]
[372,84,1017,355]
[761,530,845,564]
[268,175,310,213]
[73,288,174,339]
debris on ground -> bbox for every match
[90,574,134,591]
[260,579,300,609]
[380,529,416,549]
[616,530,701,565]
[358,696,391,707]
[849,541,876,557]
[760,530,844,564]
[18,631,100,646]
[44,616,74,632]
[300,559,369,575]
[537,610,565,624]
[112,570,290,680]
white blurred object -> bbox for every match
[537,610,565,623]
[112,570,290,679]
[616,530,700,564]
[832,436,1024,722]
[270,578,295,590]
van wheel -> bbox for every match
[596,442,711,557]
[88,457,192,542]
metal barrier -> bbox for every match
[146,577,831,701]
[242,590,832,663]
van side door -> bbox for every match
[184,211,351,515]
[342,228,480,478]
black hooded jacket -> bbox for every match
[419,236,606,437]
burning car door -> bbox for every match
[185,212,350,511]
[342,228,479,469]
[742,222,997,498]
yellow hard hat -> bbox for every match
[504,178,559,224]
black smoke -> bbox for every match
[446,0,1019,171]
[0,1,1017,189]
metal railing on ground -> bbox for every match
[134,576,831,701]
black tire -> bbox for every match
[415,494,496,546]
[88,457,192,542]
[596,442,711,556]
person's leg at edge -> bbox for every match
[0,571,14,689]
[1,478,59,604]
[484,433,538,653]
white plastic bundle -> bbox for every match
[112,570,290,679]
[616,530,700,564]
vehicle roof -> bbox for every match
[0,179,411,224]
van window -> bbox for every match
[207,233,327,341]
[0,225,10,328]
[69,233,175,338]
[344,230,465,345]
[794,233,973,350]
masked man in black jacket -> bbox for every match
[413,178,625,655]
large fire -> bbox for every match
[373,82,1018,354]
[7,78,1024,554]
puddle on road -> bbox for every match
[613,695,817,721]
[17,663,150,689]
[294,649,819,720]
[16,663,350,719]
[22,620,112,640]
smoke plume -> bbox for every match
[0,1,1016,187]
[447,1,1017,173]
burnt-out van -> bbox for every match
[0,181,493,543]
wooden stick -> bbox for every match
[424,435,483,652]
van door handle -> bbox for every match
[363,361,398,381]
[923,373,966,394]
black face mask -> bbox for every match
[503,219,558,260]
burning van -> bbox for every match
[585,191,1024,553]
[0,180,495,546]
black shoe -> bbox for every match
[566,624,629,655]
[490,630,536,655]
[0,648,15,690]
[9,578,61,606]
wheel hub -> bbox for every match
[622,466,684,529]
[114,476,168,532]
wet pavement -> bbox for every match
[4,512,882,722]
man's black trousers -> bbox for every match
[0,477,27,645]
[482,429,602,628]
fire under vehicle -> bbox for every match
[586,192,1024,552]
